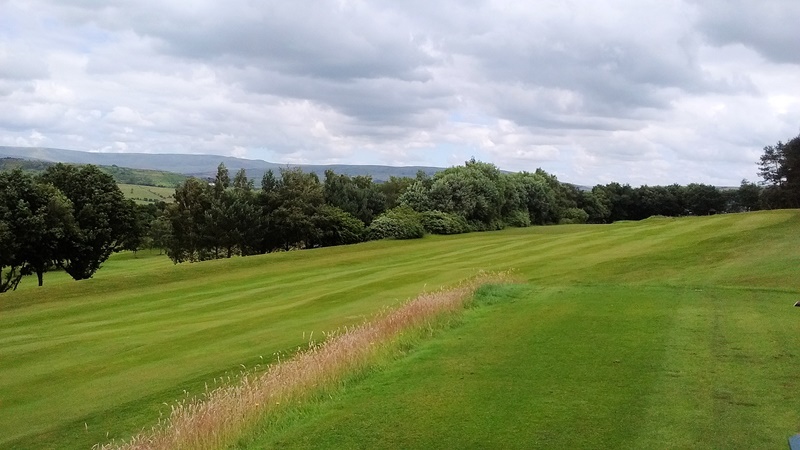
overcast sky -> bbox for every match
[1,1,798,185]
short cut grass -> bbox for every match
[1,210,799,449]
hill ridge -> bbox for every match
[0,146,443,182]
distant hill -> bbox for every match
[0,157,187,188]
[0,156,51,173]
[0,146,443,182]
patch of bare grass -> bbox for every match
[96,271,508,450]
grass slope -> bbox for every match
[100,166,186,188]
[1,211,799,449]
[118,183,175,204]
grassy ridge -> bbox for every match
[1,211,799,449]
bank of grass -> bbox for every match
[1,210,799,449]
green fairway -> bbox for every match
[1,210,799,449]
[251,284,799,449]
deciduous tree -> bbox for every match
[40,164,134,280]
[0,170,76,290]
[758,134,800,208]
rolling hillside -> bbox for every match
[0,157,187,188]
[0,146,442,182]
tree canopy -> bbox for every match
[0,165,132,291]
[0,170,76,290]
[40,164,136,280]
[758,134,800,208]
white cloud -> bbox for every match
[0,0,798,185]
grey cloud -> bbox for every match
[36,0,453,137]
[27,1,707,128]
[455,27,703,116]
[235,68,454,126]
[45,1,439,81]
[693,0,800,64]
[0,51,49,81]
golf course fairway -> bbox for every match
[1,210,798,449]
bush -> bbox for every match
[559,207,589,225]
[420,210,470,235]
[312,206,365,247]
[503,209,531,228]
[467,218,506,232]
[367,206,425,240]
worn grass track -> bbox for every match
[1,210,799,449]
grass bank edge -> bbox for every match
[95,271,516,450]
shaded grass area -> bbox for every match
[249,284,800,449]
[1,210,799,449]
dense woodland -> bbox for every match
[1,133,798,291]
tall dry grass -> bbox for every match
[95,271,507,450]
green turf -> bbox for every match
[118,183,175,204]
[249,284,799,449]
[1,210,799,449]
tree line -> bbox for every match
[2,132,798,291]
[153,158,774,264]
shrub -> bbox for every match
[503,209,532,228]
[312,206,365,247]
[420,210,470,235]
[559,207,589,225]
[467,218,506,232]
[367,206,425,240]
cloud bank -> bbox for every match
[1,0,798,185]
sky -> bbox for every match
[1,0,799,186]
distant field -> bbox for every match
[1,211,799,449]
[101,165,187,188]
[118,183,175,204]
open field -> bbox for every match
[1,210,799,449]
[118,183,175,205]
